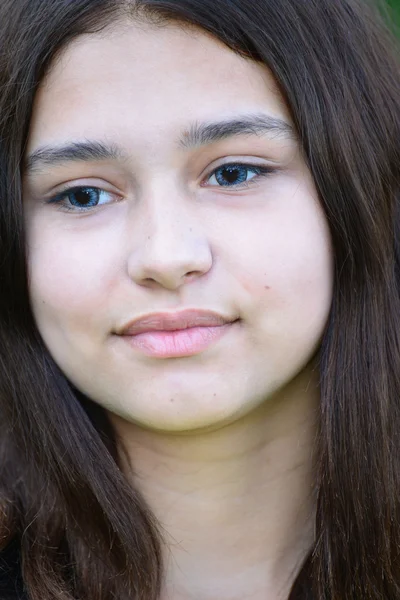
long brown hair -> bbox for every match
[0,1,399,598]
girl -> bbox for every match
[0,0,399,598]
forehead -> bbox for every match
[27,21,291,152]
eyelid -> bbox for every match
[42,177,124,200]
[201,155,278,177]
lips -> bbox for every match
[119,309,234,336]
[117,309,237,358]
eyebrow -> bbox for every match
[25,141,125,174]
[24,113,295,174]
[178,114,295,148]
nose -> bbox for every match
[126,194,213,291]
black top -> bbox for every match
[0,540,26,600]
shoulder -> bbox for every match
[0,538,27,600]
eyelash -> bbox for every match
[46,162,276,212]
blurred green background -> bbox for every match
[387,0,400,27]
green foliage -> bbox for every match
[387,0,400,21]
[383,0,400,35]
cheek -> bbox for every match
[27,225,120,334]
[231,200,333,326]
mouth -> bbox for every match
[117,309,238,359]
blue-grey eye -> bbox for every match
[208,164,267,187]
[64,187,104,207]
[48,186,114,210]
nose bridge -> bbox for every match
[127,183,213,289]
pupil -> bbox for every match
[216,166,247,186]
[224,167,241,183]
[72,189,97,206]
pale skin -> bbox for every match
[23,20,333,600]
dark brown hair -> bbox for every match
[0,1,399,598]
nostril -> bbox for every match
[184,270,201,280]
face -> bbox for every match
[24,21,333,433]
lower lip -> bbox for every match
[120,323,234,358]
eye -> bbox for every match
[206,163,273,188]
[47,186,117,211]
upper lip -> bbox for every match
[118,309,236,336]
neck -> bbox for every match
[110,366,318,600]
